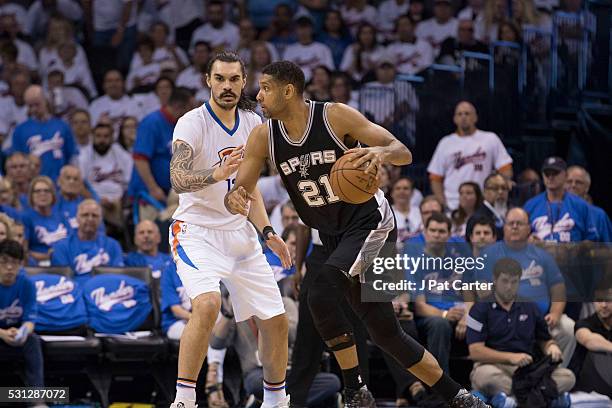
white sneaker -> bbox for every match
[261,395,290,408]
[170,401,198,408]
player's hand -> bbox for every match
[344,146,388,176]
[508,353,533,367]
[213,145,244,181]
[267,234,292,269]
[224,186,254,216]
[545,312,560,329]
[455,316,467,340]
[546,343,563,363]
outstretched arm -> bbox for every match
[327,103,412,175]
[170,140,243,194]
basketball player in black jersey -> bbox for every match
[225,61,490,408]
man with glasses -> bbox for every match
[469,208,577,367]
[0,239,47,407]
[472,173,510,239]
[428,101,512,211]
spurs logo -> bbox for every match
[299,154,311,178]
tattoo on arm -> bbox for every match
[170,140,218,193]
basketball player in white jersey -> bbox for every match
[169,52,292,408]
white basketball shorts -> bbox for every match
[169,220,285,322]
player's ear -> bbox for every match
[241,74,247,90]
[204,73,211,89]
[284,83,294,99]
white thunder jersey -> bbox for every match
[172,101,262,229]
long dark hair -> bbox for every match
[206,51,256,111]
[452,181,483,227]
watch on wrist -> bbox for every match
[262,226,276,241]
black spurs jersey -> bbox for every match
[267,101,391,236]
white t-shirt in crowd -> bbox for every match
[133,92,162,118]
[282,42,334,82]
[126,62,162,91]
[13,39,38,71]
[157,0,205,31]
[93,0,137,31]
[176,66,205,91]
[340,45,386,82]
[415,17,458,53]
[129,46,189,74]
[171,104,262,229]
[25,0,82,36]
[427,129,513,210]
[377,0,410,40]
[190,22,240,52]
[54,61,98,99]
[89,94,142,130]
[393,204,422,242]
[257,175,289,211]
[386,39,434,75]
[78,143,133,201]
[0,96,27,144]
[339,4,378,36]
[458,7,486,41]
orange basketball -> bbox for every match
[330,154,378,204]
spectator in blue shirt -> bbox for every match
[524,157,597,242]
[125,220,172,280]
[565,165,612,243]
[409,212,468,374]
[472,208,576,367]
[129,87,195,205]
[0,240,45,389]
[51,199,123,285]
[467,258,575,404]
[12,85,77,182]
[161,262,191,340]
[317,10,353,69]
[24,176,70,265]
[54,165,96,233]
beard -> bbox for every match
[494,200,508,217]
[213,91,239,110]
[94,144,111,156]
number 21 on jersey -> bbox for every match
[298,174,339,207]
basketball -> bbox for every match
[330,154,378,204]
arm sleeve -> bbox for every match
[22,277,38,323]
[466,303,488,345]
[491,133,513,169]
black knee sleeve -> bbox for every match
[324,332,356,352]
[362,302,425,368]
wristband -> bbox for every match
[262,226,276,241]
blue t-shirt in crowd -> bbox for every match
[128,109,175,197]
[160,262,191,334]
[317,32,353,68]
[51,233,124,285]
[404,245,467,311]
[11,117,76,181]
[523,192,598,242]
[30,273,87,332]
[82,274,152,333]
[0,204,22,223]
[589,204,612,243]
[0,274,37,328]
[23,207,70,254]
[466,299,551,355]
[473,242,565,314]
[54,193,105,235]
[124,251,173,280]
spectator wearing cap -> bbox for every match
[189,0,239,53]
[385,15,434,75]
[361,56,418,146]
[11,85,77,182]
[282,16,334,82]
[524,157,597,242]
[86,0,138,72]
[415,0,459,54]
[128,87,195,208]
[428,101,513,211]
[78,123,132,228]
[471,173,511,239]
[0,0,27,33]
[438,19,488,66]
[51,199,123,285]
[457,0,487,41]
[0,240,46,396]
[89,70,141,132]
[565,165,612,243]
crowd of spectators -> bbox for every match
[0,0,610,407]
